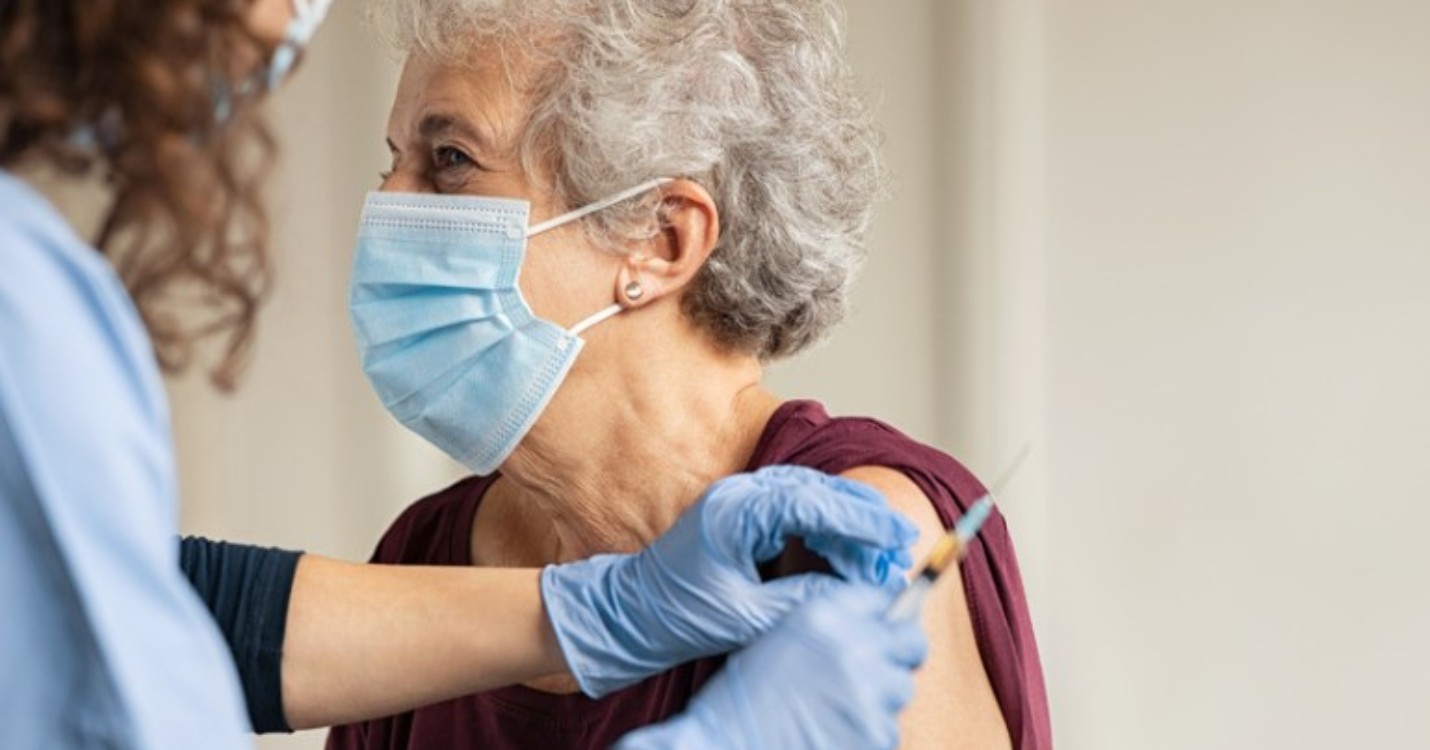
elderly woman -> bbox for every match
[332,1,1050,749]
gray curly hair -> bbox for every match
[370,0,886,359]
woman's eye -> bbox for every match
[433,145,474,171]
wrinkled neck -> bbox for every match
[493,330,779,562]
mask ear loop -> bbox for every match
[569,304,624,337]
[526,177,674,237]
[532,177,675,337]
[266,0,334,90]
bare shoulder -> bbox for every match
[840,466,1012,750]
[840,467,944,560]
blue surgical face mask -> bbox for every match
[349,179,671,475]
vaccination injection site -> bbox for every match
[2,1,1426,749]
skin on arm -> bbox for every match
[842,467,1013,750]
[279,556,568,730]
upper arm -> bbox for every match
[841,466,1012,750]
[179,537,305,733]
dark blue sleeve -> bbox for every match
[179,536,303,734]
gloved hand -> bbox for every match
[613,583,929,750]
[541,465,917,697]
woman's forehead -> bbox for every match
[388,48,531,144]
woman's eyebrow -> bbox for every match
[417,113,491,151]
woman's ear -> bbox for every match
[615,179,719,309]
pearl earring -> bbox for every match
[624,281,645,301]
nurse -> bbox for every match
[0,1,926,749]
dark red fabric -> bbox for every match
[326,400,1051,750]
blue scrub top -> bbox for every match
[0,171,252,748]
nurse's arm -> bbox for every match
[179,538,567,732]
[281,554,567,729]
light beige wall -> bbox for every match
[1043,1,1430,747]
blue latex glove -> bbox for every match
[541,465,917,697]
[614,583,929,750]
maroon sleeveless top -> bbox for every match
[326,400,1051,750]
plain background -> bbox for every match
[86,1,1428,748]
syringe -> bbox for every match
[884,494,996,622]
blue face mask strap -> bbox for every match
[266,0,334,90]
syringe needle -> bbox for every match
[885,494,996,621]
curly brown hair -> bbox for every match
[1,0,278,390]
